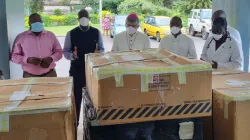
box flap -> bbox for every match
[0,77,73,103]
[212,69,244,75]
[87,49,212,83]
[212,73,250,89]
[214,88,250,101]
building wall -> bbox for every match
[0,0,10,78]
[0,0,25,79]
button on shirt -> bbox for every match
[11,30,63,75]
[112,31,150,51]
[159,34,197,59]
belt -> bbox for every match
[24,69,54,77]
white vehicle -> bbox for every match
[188,9,212,40]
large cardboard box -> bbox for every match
[213,87,250,140]
[202,69,245,140]
[0,77,76,140]
[86,49,212,125]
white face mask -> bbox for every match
[211,33,223,40]
[171,27,181,35]
[126,26,137,35]
[79,17,89,26]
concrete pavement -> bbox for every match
[55,35,205,140]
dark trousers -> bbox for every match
[70,67,86,126]
[115,122,154,140]
[90,125,116,140]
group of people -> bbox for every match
[10,8,243,140]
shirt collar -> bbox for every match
[171,33,182,41]
[27,30,47,35]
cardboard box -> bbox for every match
[212,72,249,90]
[0,77,76,140]
[213,88,250,140]
[202,69,246,140]
[86,49,212,125]
[212,69,244,76]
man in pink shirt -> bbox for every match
[11,13,62,78]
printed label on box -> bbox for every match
[149,74,170,91]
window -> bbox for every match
[189,12,193,18]
[156,18,170,26]
[193,12,198,19]
[201,11,212,19]
[144,16,149,23]
[148,17,155,25]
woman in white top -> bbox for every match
[201,17,242,70]
[111,14,150,51]
[159,16,197,59]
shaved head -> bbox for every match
[29,13,42,25]
[212,10,226,21]
[170,16,183,28]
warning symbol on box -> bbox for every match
[152,74,160,83]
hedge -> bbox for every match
[25,14,102,28]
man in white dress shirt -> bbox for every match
[159,16,197,59]
[112,14,150,51]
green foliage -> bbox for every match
[25,14,79,27]
[63,15,79,25]
[90,13,99,24]
[60,0,71,5]
[41,14,54,26]
[118,0,156,15]
[53,9,64,16]
[28,0,45,13]
[103,0,124,14]
[173,0,212,14]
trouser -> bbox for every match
[115,122,154,140]
[23,69,57,78]
[70,68,85,126]
[90,125,116,140]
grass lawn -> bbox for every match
[44,24,100,36]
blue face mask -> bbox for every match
[31,22,44,32]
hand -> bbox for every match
[40,57,53,68]
[73,47,78,59]
[211,60,218,69]
[94,44,99,53]
[27,57,42,65]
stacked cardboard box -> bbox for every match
[85,49,212,125]
[0,77,76,140]
[212,71,250,140]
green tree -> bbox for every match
[148,0,175,8]
[103,0,124,14]
[60,0,72,12]
[53,9,63,16]
[28,0,45,13]
[118,0,156,15]
[173,0,211,14]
